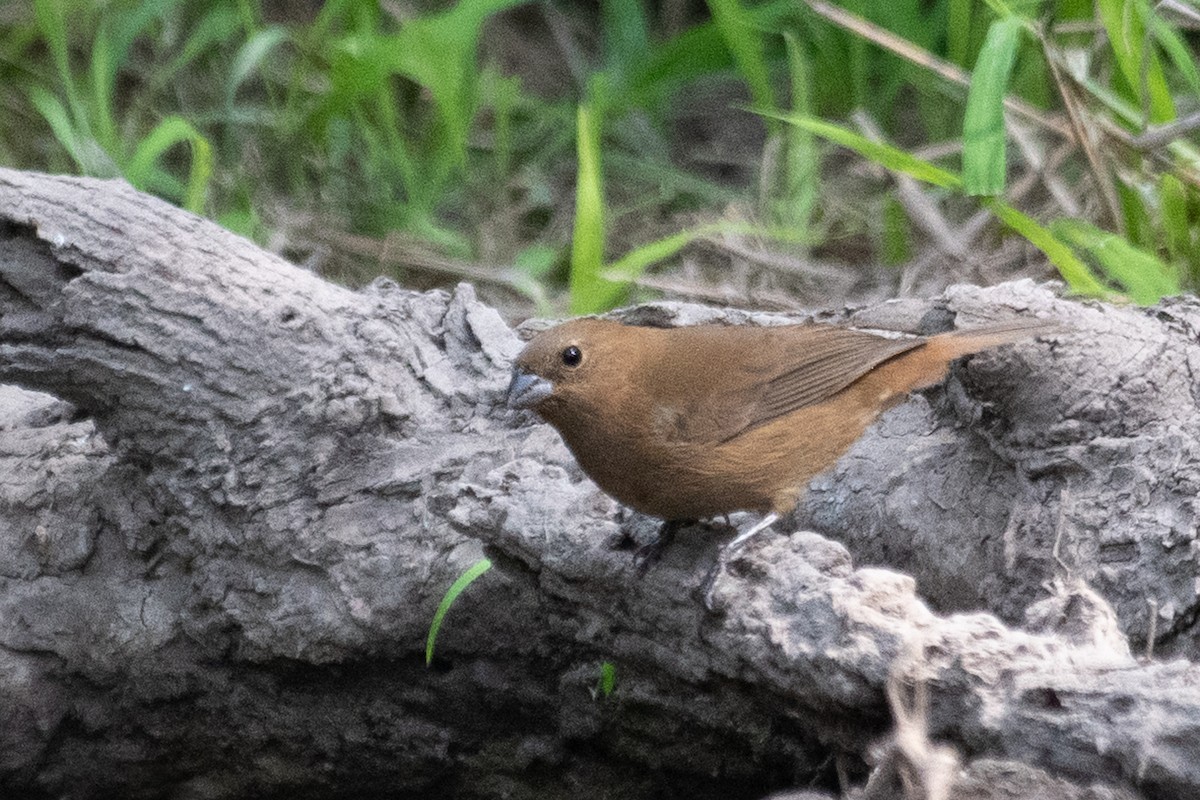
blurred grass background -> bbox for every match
[1,0,1198,319]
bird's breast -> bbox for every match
[550,407,775,521]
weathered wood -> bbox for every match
[0,168,1192,799]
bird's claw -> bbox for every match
[701,562,724,612]
[633,539,666,575]
[701,512,781,612]
[631,519,689,577]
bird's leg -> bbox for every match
[724,512,780,554]
[634,518,690,575]
[702,512,780,611]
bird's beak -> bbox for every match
[507,368,554,409]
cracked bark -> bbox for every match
[0,168,1195,799]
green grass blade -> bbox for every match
[602,0,650,75]
[125,116,213,213]
[595,661,616,699]
[106,0,183,74]
[843,0,869,106]
[93,0,185,154]
[776,32,819,234]
[1150,13,1200,99]
[981,199,1110,297]
[980,0,1016,17]
[883,193,912,265]
[963,16,1021,196]
[425,557,492,666]
[1191,188,1200,289]
[159,4,242,88]
[1160,173,1193,280]
[947,0,974,65]
[1183,182,1200,288]
[32,0,79,114]
[570,101,616,314]
[94,0,183,147]
[310,0,359,43]
[89,21,119,153]
[603,227,712,284]
[27,83,117,177]
[626,0,792,103]
[706,0,776,119]
[385,0,529,168]
[1096,0,1175,124]
[32,0,93,144]
[27,85,85,169]
[627,23,731,101]
[763,111,961,188]
[1051,218,1180,303]
[227,27,288,107]
[1115,179,1154,250]
[602,221,806,284]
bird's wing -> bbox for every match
[746,327,924,433]
[666,325,925,444]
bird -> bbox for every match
[506,314,1053,607]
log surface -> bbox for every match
[0,169,1194,800]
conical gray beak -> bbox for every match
[507,369,554,409]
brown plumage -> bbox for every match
[506,315,1051,601]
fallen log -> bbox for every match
[0,168,1192,799]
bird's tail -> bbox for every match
[924,317,1063,363]
[866,317,1060,399]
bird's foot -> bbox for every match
[633,519,689,576]
[702,512,780,611]
[699,563,724,612]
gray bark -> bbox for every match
[802,283,1200,656]
[0,168,1194,799]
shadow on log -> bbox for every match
[0,169,1195,799]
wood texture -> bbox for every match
[0,168,1194,799]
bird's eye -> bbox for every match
[561,345,582,367]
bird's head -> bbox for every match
[506,318,630,416]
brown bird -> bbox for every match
[507,315,1051,606]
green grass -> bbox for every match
[961,16,1021,196]
[26,0,215,210]
[1,0,1197,310]
[765,110,1114,298]
[594,661,617,699]
[426,557,492,667]
[569,98,611,314]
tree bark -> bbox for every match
[0,169,1194,799]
